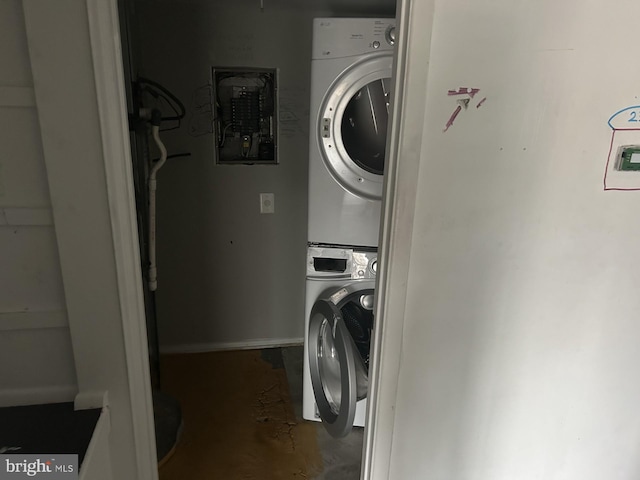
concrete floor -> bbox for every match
[281,346,364,480]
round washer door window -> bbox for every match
[308,283,374,438]
[318,52,392,200]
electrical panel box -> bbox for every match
[617,145,640,171]
[212,67,277,165]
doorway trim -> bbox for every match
[362,0,436,479]
[82,0,437,478]
[86,0,158,478]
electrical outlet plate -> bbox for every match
[260,193,275,214]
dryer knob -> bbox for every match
[385,26,396,46]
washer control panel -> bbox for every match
[307,245,377,279]
[353,251,377,279]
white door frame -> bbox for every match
[87,0,436,479]
[85,0,158,478]
[362,0,436,478]
[22,0,157,478]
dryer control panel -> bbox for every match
[307,245,377,279]
[312,18,395,60]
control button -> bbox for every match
[358,270,365,277]
[385,26,396,46]
[372,40,380,49]
[370,260,377,274]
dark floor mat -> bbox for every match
[153,390,182,464]
[261,347,285,370]
[0,402,100,464]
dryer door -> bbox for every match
[308,283,374,438]
[318,52,392,200]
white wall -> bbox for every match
[133,0,395,352]
[22,0,157,478]
[384,0,640,478]
[0,0,77,406]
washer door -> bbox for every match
[318,52,392,200]
[308,283,374,438]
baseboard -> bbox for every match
[159,337,304,354]
[75,390,109,410]
[0,384,78,407]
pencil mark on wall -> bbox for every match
[211,34,256,63]
[279,86,309,138]
[279,104,303,138]
[187,82,310,139]
[188,84,214,137]
[443,86,486,132]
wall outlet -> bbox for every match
[260,193,275,214]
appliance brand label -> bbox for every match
[330,288,349,305]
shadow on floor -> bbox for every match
[281,346,364,480]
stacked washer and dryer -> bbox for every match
[303,17,396,438]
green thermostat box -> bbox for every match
[618,146,640,171]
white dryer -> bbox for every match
[303,245,377,437]
[308,18,396,248]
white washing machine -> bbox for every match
[308,17,396,248]
[303,245,377,437]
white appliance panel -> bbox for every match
[308,17,394,248]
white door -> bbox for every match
[368,0,640,478]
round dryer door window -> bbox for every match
[318,52,393,200]
[341,78,391,176]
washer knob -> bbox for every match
[385,26,396,46]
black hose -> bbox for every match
[138,77,186,121]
